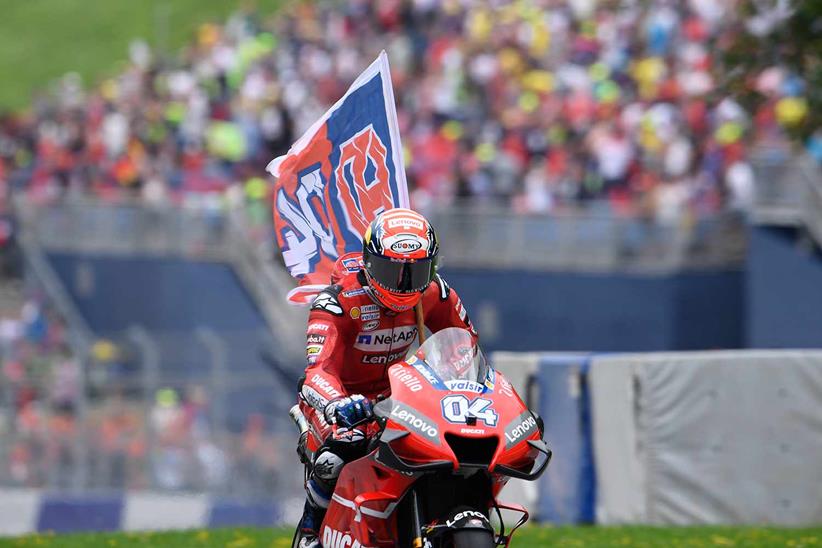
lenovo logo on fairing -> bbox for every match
[506,416,536,442]
[504,412,538,448]
[390,403,439,441]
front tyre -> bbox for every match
[452,529,495,548]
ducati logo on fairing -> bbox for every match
[322,525,362,548]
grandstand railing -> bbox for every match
[802,161,822,247]
[17,195,746,276]
[751,149,822,248]
[14,198,232,260]
[750,146,807,226]
[426,204,746,272]
[15,194,748,276]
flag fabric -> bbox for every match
[266,51,409,304]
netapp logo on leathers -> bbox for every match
[354,326,417,351]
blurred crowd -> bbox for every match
[0,0,813,228]
[0,293,284,495]
[0,293,78,487]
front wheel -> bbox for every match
[452,529,495,548]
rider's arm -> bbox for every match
[300,288,351,413]
[422,275,479,341]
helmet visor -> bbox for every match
[366,255,435,293]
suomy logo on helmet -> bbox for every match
[389,237,423,254]
[382,233,429,255]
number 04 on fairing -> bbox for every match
[441,395,499,427]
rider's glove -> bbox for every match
[324,394,374,428]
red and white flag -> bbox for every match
[267,51,409,305]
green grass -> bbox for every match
[1,526,820,547]
[0,0,282,110]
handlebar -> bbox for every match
[288,395,385,434]
[289,404,310,434]
[336,395,383,429]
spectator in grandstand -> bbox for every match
[0,0,807,221]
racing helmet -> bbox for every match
[363,209,439,312]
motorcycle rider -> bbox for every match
[295,208,478,547]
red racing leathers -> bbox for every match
[298,270,477,444]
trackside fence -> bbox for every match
[493,349,822,526]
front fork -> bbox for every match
[411,489,425,548]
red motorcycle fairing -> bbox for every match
[315,330,548,548]
[320,453,417,547]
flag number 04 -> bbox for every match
[441,395,498,427]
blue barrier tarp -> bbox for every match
[536,354,595,524]
[207,500,281,527]
[37,494,124,533]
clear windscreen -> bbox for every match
[414,327,489,383]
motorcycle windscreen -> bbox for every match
[414,327,489,384]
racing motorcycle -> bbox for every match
[290,327,551,548]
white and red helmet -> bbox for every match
[362,209,439,312]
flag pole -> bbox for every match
[415,301,426,346]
